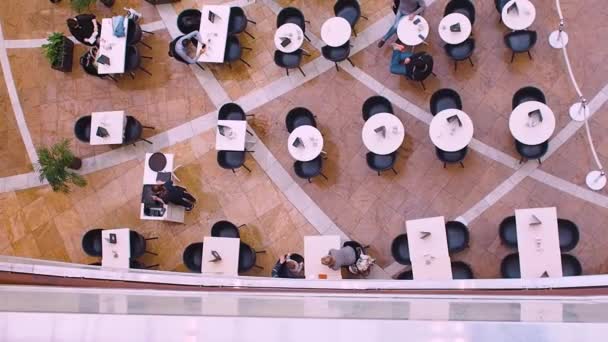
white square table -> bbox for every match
[90,111,126,145]
[405,216,453,280]
[201,237,240,276]
[198,5,230,63]
[101,228,130,269]
[515,207,563,278]
[304,235,342,280]
[216,120,247,151]
[97,17,129,75]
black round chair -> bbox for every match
[74,115,92,143]
[444,0,476,25]
[211,220,241,238]
[124,116,154,145]
[81,229,103,257]
[515,140,549,164]
[396,270,413,280]
[435,147,467,168]
[238,242,265,273]
[321,43,354,71]
[429,88,462,116]
[495,0,509,14]
[362,95,393,121]
[334,0,367,36]
[127,19,151,49]
[504,30,537,63]
[343,241,368,259]
[451,261,474,279]
[183,242,204,273]
[366,152,398,176]
[277,7,310,41]
[274,50,305,77]
[130,231,150,259]
[177,9,202,34]
[294,156,327,183]
[444,38,475,72]
[275,253,305,278]
[218,102,246,121]
[217,150,251,173]
[408,53,434,90]
[228,7,256,39]
[558,219,580,252]
[512,86,546,109]
[500,253,520,279]
[499,216,518,249]
[391,234,411,265]
[561,254,582,276]
[445,221,470,254]
[125,45,152,79]
[224,35,251,68]
[285,107,316,133]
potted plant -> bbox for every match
[36,139,87,193]
[42,32,74,72]
[70,0,96,12]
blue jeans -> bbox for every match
[390,50,413,76]
[382,11,405,41]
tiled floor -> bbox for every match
[0,0,607,280]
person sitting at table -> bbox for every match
[67,14,101,46]
[389,43,426,78]
[168,30,206,65]
[321,245,357,271]
[378,0,426,48]
[151,180,197,211]
[271,253,305,278]
[348,252,376,278]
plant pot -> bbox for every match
[100,0,115,7]
[68,157,82,170]
[51,37,74,72]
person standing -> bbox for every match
[378,0,426,47]
[151,180,197,211]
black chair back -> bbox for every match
[124,116,143,145]
[183,242,204,272]
[495,0,509,13]
[125,45,141,72]
[224,35,243,63]
[294,156,324,181]
[228,7,248,35]
[217,150,247,170]
[435,147,467,165]
[410,53,434,81]
[444,0,476,24]
[211,220,240,238]
[80,52,101,77]
[500,253,520,278]
[129,230,146,259]
[451,261,474,279]
[515,140,549,161]
[218,102,246,120]
[277,7,306,30]
[362,95,393,121]
[177,9,202,34]
[561,254,582,276]
[366,152,397,173]
[396,270,413,280]
[391,234,411,265]
[321,43,351,63]
[126,19,142,45]
[74,115,92,143]
[558,219,580,252]
[444,38,475,61]
[274,50,303,69]
[334,0,362,27]
[238,242,257,273]
[512,86,546,109]
[81,229,103,257]
[504,30,537,53]
[446,221,469,254]
[499,216,518,249]
[430,88,462,115]
[285,107,316,132]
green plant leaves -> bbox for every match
[35,139,87,193]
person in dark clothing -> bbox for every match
[151,180,197,211]
[389,43,427,78]
[67,14,101,46]
[271,253,305,278]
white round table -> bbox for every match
[429,109,474,152]
[509,101,556,145]
[274,23,304,53]
[321,17,351,47]
[397,15,429,46]
[438,13,472,45]
[361,113,405,155]
[288,125,324,162]
[501,0,536,30]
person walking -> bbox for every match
[378,0,426,47]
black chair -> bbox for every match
[451,261,474,279]
[396,270,413,280]
[81,229,103,257]
[285,107,316,133]
[182,242,204,273]
[362,95,393,121]
[558,219,580,252]
[334,0,368,37]
[276,7,311,42]
[446,221,470,254]
[129,230,159,259]
[391,234,411,265]
[124,116,155,145]
[125,45,152,79]
[366,152,398,176]
[444,0,476,25]
[321,43,354,72]
[429,88,462,116]
[294,156,328,183]
[512,86,546,109]
[407,53,435,90]
[444,38,475,72]
[127,19,153,50]
[74,115,92,143]
[515,140,548,164]
[217,150,251,173]
[228,7,256,39]
[343,241,369,259]
[274,50,306,77]
[211,220,243,238]
[504,30,537,63]
[130,260,159,269]
[80,52,117,82]
[177,9,202,34]
[169,36,205,71]
[500,253,520,278]
[495,0,509,18]
[224,35,252,68]
[561,254,582,276]
[238,242,266,273]
[499,216,518,249]
[436,147,467,168]
[218,102,247,120]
